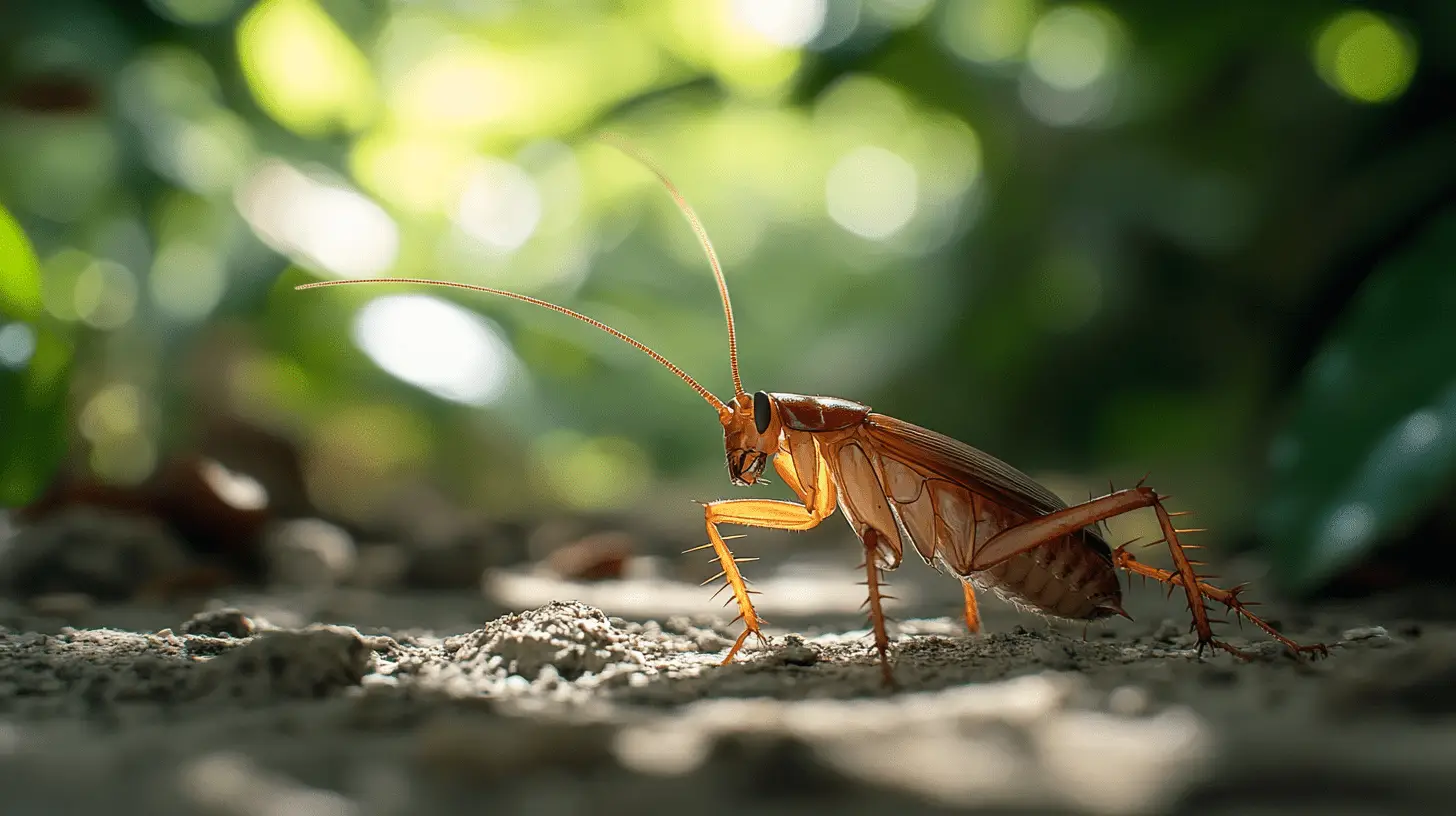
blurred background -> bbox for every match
[1,0,1454,617]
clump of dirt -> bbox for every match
[452,601,649,680]
[179,606,268,638]
[189,625,376,703]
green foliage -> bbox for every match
[1,0,1453,592]
[0,204,73,506]
[0,204,43,321]
[1263,210,1456,594]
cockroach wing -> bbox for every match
[860,413,1112,559]
[879,455,940,565]
[833,440,905,569]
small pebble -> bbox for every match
[774,635,819,667]
[181,608,258,639]
[1151,620,1183,643]
[1342,626,1389,642]
[696,632,730,653]
[264,519,357,589]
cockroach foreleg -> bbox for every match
[859,528,897,688]
[968,486,1328,660]
[960,581,982,634]
[695,441,842,664]
[702,485,838,664]
[700,510,768,663]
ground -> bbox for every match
[0,542,1452,816]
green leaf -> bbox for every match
[1263,208,1456,595]
[0,203,44,321]
[0,206,72,507]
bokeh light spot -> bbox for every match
[351,294,516,406]
[90,434,158,486]
[1394,409,1441,456]
[733,0,828,48]
[814,74,912,142]
[239,160,399,278]
[664,0,804,97]
[150,241,227,321]
[940,0,1038,64]
[40,249,91,322]
[1313,10,1417,104]
[80,381,158,486]
[116,45,220,118]
[236,0,377,135]
[0,323,37,370]
[1027,5,1119,92]
[1019,6,1125,128]
[116,47,255,194]
[825,146,919,241]
[73,260,139,330]
[351,134,474,214]
[1320,501,1374,560]
[388,44,509,135]
[80,382,144,442]
[457,158,543,253]
[168,113,253,193]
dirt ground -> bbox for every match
[0,541,1453,816]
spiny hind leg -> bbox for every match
[1112,546,1329,658]
[969,481,1327,659]
[1128,490,1328,659]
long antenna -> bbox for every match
[598,134,746,401]
[294,277,728,415]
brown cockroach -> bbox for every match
[298,142,1329,685]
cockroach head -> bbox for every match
[721,391,779,486]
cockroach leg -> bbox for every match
[969,487,1161,570]
[969,485,1329,660]
[1112,547,1330,659]
[859,529,897,689]
[702,492,836,665]
[1144,496,1328,659]
[960,580,982,634]
[702,513,767,663]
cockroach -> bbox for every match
[298,141,1329,685]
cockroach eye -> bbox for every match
[753,391,771,435]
